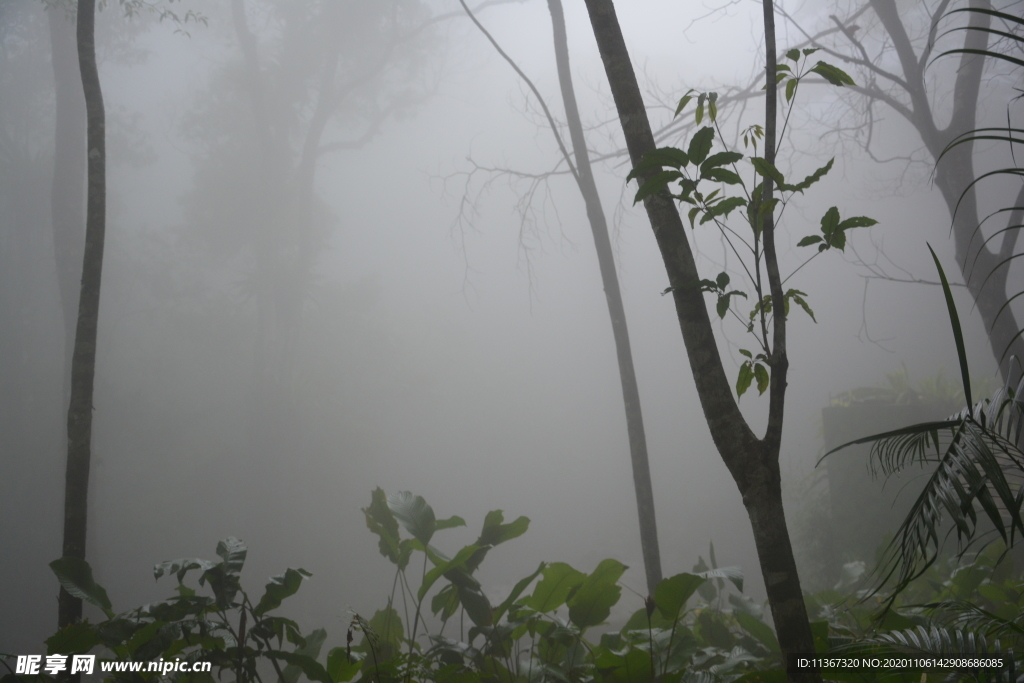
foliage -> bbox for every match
[4,538,331,683]
[8,490,1024,683]
[358,489,780,683]
[824,248,1024,607]
[627,49,875,398]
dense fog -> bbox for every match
[2,0,1020,661]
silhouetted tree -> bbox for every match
[59,0,104,629]
[47,5,86,398]
[458,0,663,595]
[583,1,821,681]
[783,0,1024,381]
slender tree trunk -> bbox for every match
[582,2,819,680]
[545,0,662,596]
[59,0,105,630]
[47,5,86,402]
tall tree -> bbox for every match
[782,0,1023,381]
[183,0,438,436]
[47,4,86,398]
[582,1,823,680]
[58,0,105,629]
[546,0,662,596]
[458,0,663,595]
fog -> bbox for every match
[1,0,1018,657]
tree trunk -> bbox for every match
[867,0,1024,382]
[59,0,105,630]
[581,2,819,680]
[47,5,87,401]
[545,0,662,596]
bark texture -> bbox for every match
[59,0,104,629]
[47,5,86,392]
[547,0,662,595]
[582,2,819,681]
[853,0,1023,380]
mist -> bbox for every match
[2,0,1020,667]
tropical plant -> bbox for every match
[824,246,1024,607]
[6,492,795,683]
[3,538,336,683]
[359,488,781,683]
[16,489,1024,683]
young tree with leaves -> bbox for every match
[582,2,877,680]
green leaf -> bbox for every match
[363,488,404,568]
[802,48,820,57]
[281,628,328,683]
[326,647,362,682]
[700,196,747,223]
[810,60,855,86]
[431,583,460,620]
[786,48,800,61]
[254,567,312,616]
[627,147,690,181]
[153,557,213,583]
[716,295,731,319]
[46,622,102,655]
[654,573,706,620]
[819,206,839,234]
[632,170,684,204]
[674,90,696,118]
[787,289,816,323]
[526,562,586,613]
[739,348,752,358]
[215,537,247,576]
[700,151,743,173]
[456,586,492,627]
[715,271,730,290]
[831,230,847,251]
[782,158,834,193]
[797,235,822,247]
[735,612,780,653]
[705,167,743,185]
[367,607,404,659]
[754,363,770,395]
[749,157,786,186]
[476,510,529,547]
[785,78,798,103]
[688,206,701,229]
[836,215,878,230]
[419,544,482,601]
[387,490,436,546]
[687,127,715,165]
[493,562,545,622]
[50,557,113,616]
[736,363,754,397]
[435,515,467,531]
[928,244,973,413]
[567,559,627,630]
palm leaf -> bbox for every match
[823,252,1024,605]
